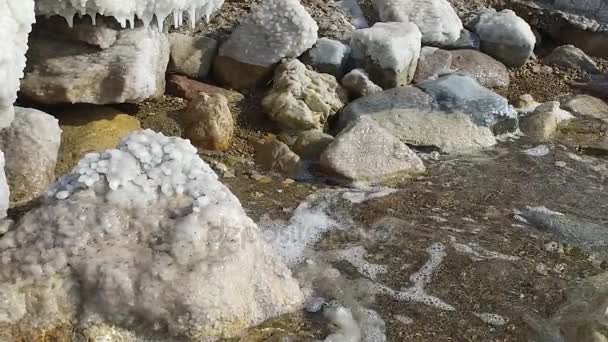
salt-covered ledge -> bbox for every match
[0,0,35,129]
[34,0,225,28]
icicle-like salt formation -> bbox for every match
[34,0,224,29]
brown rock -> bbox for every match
[414,47,453,84]
[166,74,244,103]
[450,49,510,88]
[181,93,234,151]
[212,55,275,90]
[56,105,141,175]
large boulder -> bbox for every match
[0,107,61,206]
[321,117,425,182]
[412,47,454,84]
[417,73,517,133]
[262,59,347,131]
[563,94,608,122]
[168,33,218,79]
[0,0,35,128]
[372,0,463,46]
[0,130,304,340]
[350,22,422,89]
[474,9,536,67]
[450,49,509,88]
[336,87,497,153]
[213,0,318,89]
[21,16,170,104]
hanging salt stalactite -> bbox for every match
[35,0,225,29]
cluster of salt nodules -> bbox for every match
[0,130,303,340]
[34,0,225,28]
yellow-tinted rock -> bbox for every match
[56,105,141,175]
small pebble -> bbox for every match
[304,297,326,313]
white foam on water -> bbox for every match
[327,246,388,280]
[449,236,520,262]
[342,187,397,204]
[523,145,550,157]
[475,312,508,326]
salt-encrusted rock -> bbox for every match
[417,73,517,133]
[34,0,225,29]
[321,117,425,182]
[21,17,170,104]
[341,69,383,98]
[450,50,509,88]
[302,38,352,78]
[55,105,141,175]
[0,107,61,206]
[0,130,304,340]
[213,0,318,89]
[520,101,574,141]
[166,74,244,103]
[168,33,218,79]
[337,0,369,29]
[181,93,234,151]
[262,59,347,131]
[337,87,497,153]
[292,130,335,160]
[563,95,608,122]
[303,0,355,41]
[33,15,119,49]
[373,0,463,46]
[474,10,536,67]
[0,152,8,219]
[254,138,302,176]
[544,45,600,74]
[350,22,422,89]
[449,29,481,50]
[413,47,454,84]
[0,0,35,128]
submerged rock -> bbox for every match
[262,59,347,131]
[337,86,497,153]
[213,0,318,89]
[0,130,303,340]
[321,117,425,182]
[417,73,517,133]
[21,16,170,104]
[350,22,422,89]
[520,101,574,141]
[0,107,61,206]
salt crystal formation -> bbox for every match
[0,0,36,128]
[34,0,225,28]
[0,130,303,340]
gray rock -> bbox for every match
[292,130,335,160]
[413,47,454,84]
[0,107,61,206]
[450,50,509,88]
[302,38,351,78]
[168,33,218,79]
[213,0,318,89]
[321,117,425,182]
[573,73,608,98]
[373,0,463,46]
[563,94,608,122]
[336,87,497,153]
[350,22,422,89]
[262,59,347,131]
[447,29,481,50]
[21,17,170,104]
[417,73,517,133]
[337,0,369,29]
[341,69,383,98]
[544,45,600,74]
[474,10,536,67]
[516,206,608,259]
